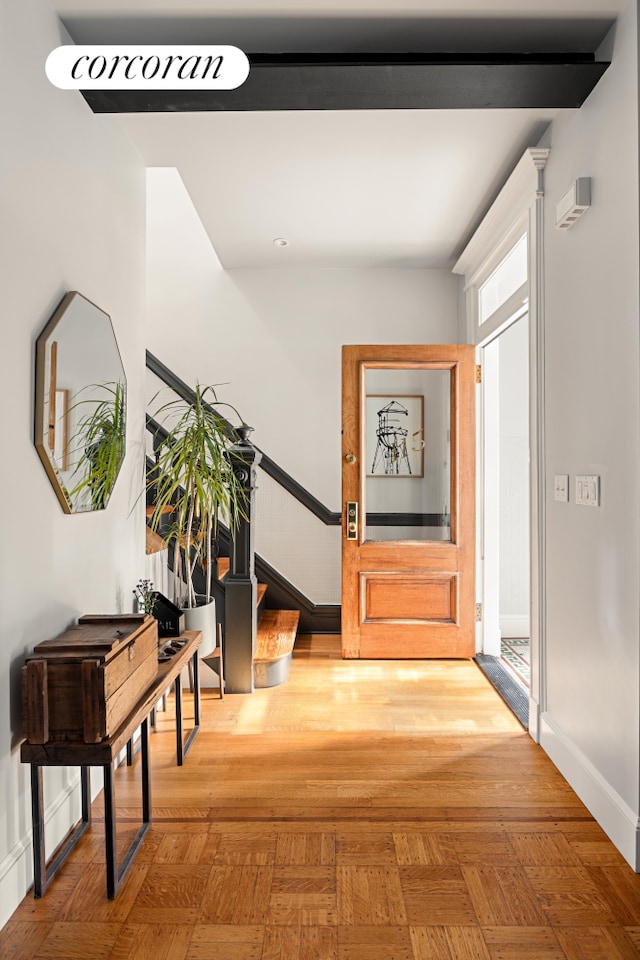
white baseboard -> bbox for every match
[540,712,640,870]
[0,832,32,931]
[499,614,530,638]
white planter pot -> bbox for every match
[181,597,217,659]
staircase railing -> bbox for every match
[145,360,341,634]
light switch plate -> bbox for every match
[576,475,600,506]
[554,475,569,502]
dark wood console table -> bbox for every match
[20,630,202,899]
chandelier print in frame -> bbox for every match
[366,395,425,477]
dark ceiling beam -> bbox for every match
[81,53,609,114]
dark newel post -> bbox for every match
[224,425,262,693]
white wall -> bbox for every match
[0,0,146,924]
[541,0,640,866]
[147,169,459,510]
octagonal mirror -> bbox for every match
[35,291,127,513]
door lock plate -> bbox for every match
[346,501,358,540]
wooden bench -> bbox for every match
[20,630,201,900]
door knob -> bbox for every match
[345,453,356,463]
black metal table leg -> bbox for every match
[104,761,118,898]
[181,652,201,760]
[175,651,201,765]
[81,766,91,823]
[193,653,201,727]
[31,764,91,899]
[174,674,184,765]
[141,717,151,823]
[104,717,152,899]
[31,765,46,899]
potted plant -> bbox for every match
[146,383,247,657]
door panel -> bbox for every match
[362,572,457,621]
[341,344,475,659]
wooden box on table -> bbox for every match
[22,614,159,744]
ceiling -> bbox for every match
[51,0,627,269]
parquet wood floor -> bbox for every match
[4,636,640,959]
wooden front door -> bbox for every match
[341,344,475,659]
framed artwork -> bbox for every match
[366,394,424,477]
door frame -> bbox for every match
[341,344,476,660]
[477,304,530,659]
[453,147,549,742]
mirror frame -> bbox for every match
[34,291,127,514]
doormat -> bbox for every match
[474,654,529,729]
[500,638,531,687]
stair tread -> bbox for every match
[255,610,300,662]
[145,505,174,518]
[218,559,267,606]
[145,527,166,555]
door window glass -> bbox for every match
[364,367,451,542]
[479,234,527,324]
